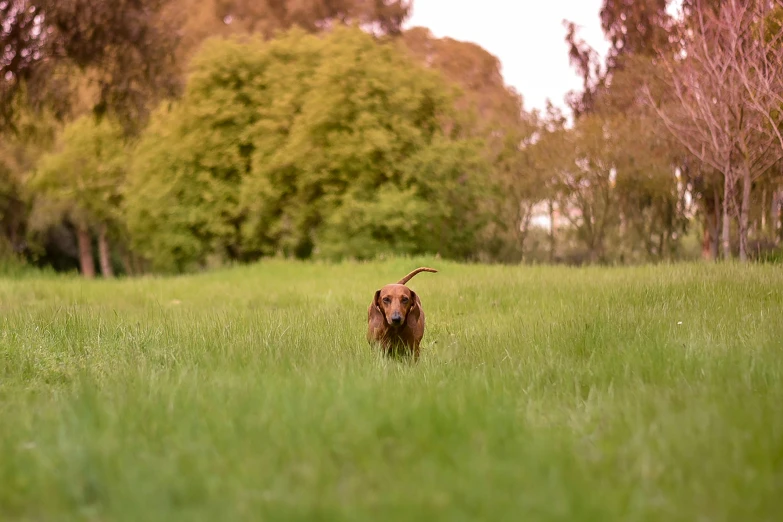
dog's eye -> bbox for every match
[401,297,409,303]
[382,297,391,304]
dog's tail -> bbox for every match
[397,267,438,285]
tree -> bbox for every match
[564,2,710,263]
[563,20,605,118]
[126,30,325,271]
[401,27,526,136]
[316,137,490,262]
[489,109,561,262]
[585,54,691,262]
[28,115,127,278]
[647,0,783,261]
[553,115,619,263]
[610,112,689,262]
[0,91,59,258]
[1,0,180,133]
[0,159,28,256]
[126,27,489,271]
[165,0,411,61]
[401,27,540,262]
[245,26,489,261]
[600,0,673,69]
[211,0,411,36]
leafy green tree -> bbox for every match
[0,161,28,258]
[27,115,127,278]
[1,0,180,133]
[492,116,552,261]
[126,26,488,271]
[125,100,244,273]
[0,92,60,259]
[610,113,688,262]
[401,26,541,262]
[258,26,483,260]
[317,136,491,261]
[126,30,323,271]
[552,115,619,264]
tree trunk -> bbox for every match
[132,253,143,275]
[548,199,556,263]
[722,176,732,260]
[589,245,599,264]
[712,187,721,259]
[662,202,675,262]
[772,189,782,245]
[517,202,532,262]
[120,245,134,277]
[97,223,114,278]
[131,252,147,275]
[738,166,752,262]
[76,225,96,279]
[702,211,718,261]
[701,223,712,260]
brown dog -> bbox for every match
[367,267,437,360]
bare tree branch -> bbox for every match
[645,0,783,261]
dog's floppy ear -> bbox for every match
[406,290,421,328]
[369,289,385,326]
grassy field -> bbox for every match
[1,258,782,521]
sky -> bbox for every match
[404,0,611,114]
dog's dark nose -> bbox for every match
[391,312,402,325]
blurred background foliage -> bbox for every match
[1,0,782,276]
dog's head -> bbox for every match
[372,283,419,328]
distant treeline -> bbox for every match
[1,0,782,277]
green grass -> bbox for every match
[1,257,782,521]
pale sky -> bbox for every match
[405,0,610,114]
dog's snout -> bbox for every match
[391,312,402,324]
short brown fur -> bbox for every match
[366,267,437,361]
